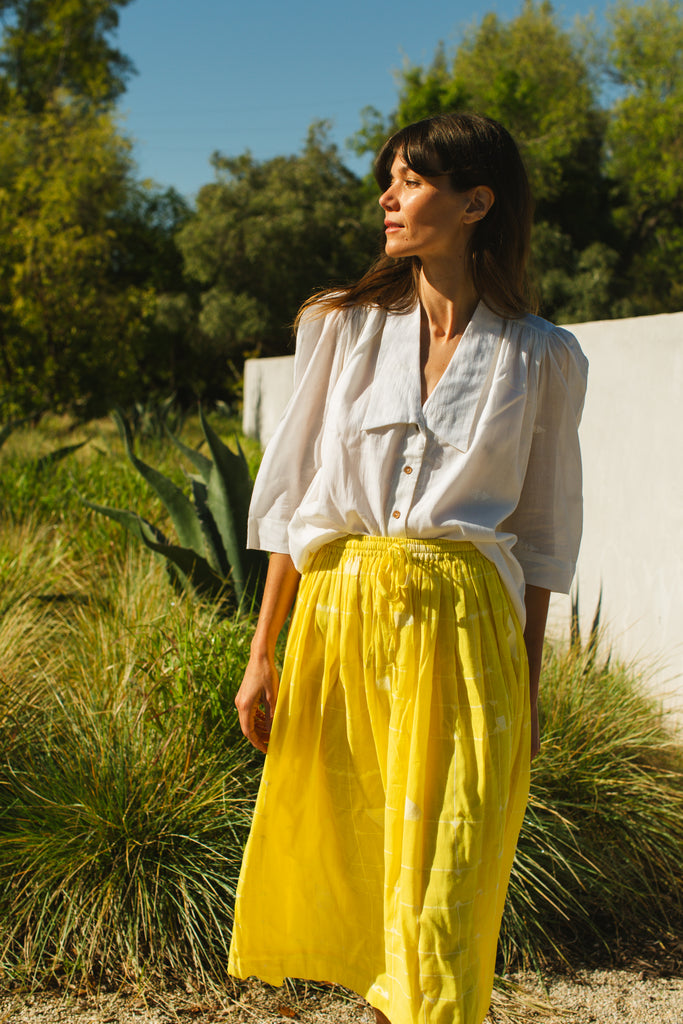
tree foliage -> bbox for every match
[108,183,197,401]
[0,0,192,415]
[354,2,600,204]
[0,0,681,418]
[176,123,380,366]
[0,0,135,112]
[352,0,681,323]
[0,99,152,415]
[603,0,683,312]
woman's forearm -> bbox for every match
[524,584,550,759]
[235,552,301,752]
[250,552,302,657]
[524,584,550,702]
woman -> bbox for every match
[228,113,588,1024]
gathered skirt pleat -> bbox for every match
[228,537,530,1024]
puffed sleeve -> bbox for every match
[502,326,589,593]
[246,304,354,554]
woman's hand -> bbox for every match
[234,552,301,753]
[235,651,280,753]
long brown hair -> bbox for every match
[298,112,536,324]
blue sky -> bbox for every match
[115,0,604,199]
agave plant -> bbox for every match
[0,414,88,464]
[122,393,187,441]
[84,408,266,611]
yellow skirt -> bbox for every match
[228,537,530,1024]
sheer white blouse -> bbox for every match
[247,299,588,627]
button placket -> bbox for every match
[387,426,424,535]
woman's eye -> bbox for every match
[405,179,420,188]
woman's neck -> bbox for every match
[418,260,480,341]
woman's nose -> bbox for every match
[379,186,397,211]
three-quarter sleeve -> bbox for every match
[502,327,589,593]
[246,305,352,554]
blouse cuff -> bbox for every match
[515,552,576,594]
[247,515,291,555]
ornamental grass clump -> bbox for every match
[500,636,683,969]
[0,545,263,989]
[0,700,257,987]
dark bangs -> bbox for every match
[374,116,489,193]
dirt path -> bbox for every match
[3,970,683,1024]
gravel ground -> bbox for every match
[2,970,683,1024]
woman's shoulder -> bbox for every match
[506,314,588,417]
[511,312,588,376]
[293,299,386,381]
[298,299,388,359]
[299,297,382,330]
[514,311,576,342]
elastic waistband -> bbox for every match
[319,535,476,558]
[306,535,501,590]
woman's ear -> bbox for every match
[463,186,495,222]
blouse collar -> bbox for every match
[361,300,506,452]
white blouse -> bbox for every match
[247,299,588,627]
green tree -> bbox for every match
[0,0,198,414]
[354,2,601,207]
[0,0,134,112]
[108,184,198,400]
[603,0,683,312]
[352,1,623,323]
[176,124,379,383]
[0,99,152,415]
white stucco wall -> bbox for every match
[243,310,683,712]
[549,311,683,715]
[242,355,294,448]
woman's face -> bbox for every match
[378,153,487,264]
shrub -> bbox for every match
[501,639,683,968]
[0,555,262,988]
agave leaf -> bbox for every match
[159,393,176,416]
[81,497,187,591]
[112,408,205,554]
[82,496,230,603]
[198,407,253,602]
[190,477,229,578]
[137,538,231,604]
[35,440,88,468]
[166,427,213,483]
[81,497,170,548]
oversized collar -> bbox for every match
[361,300,506,452]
